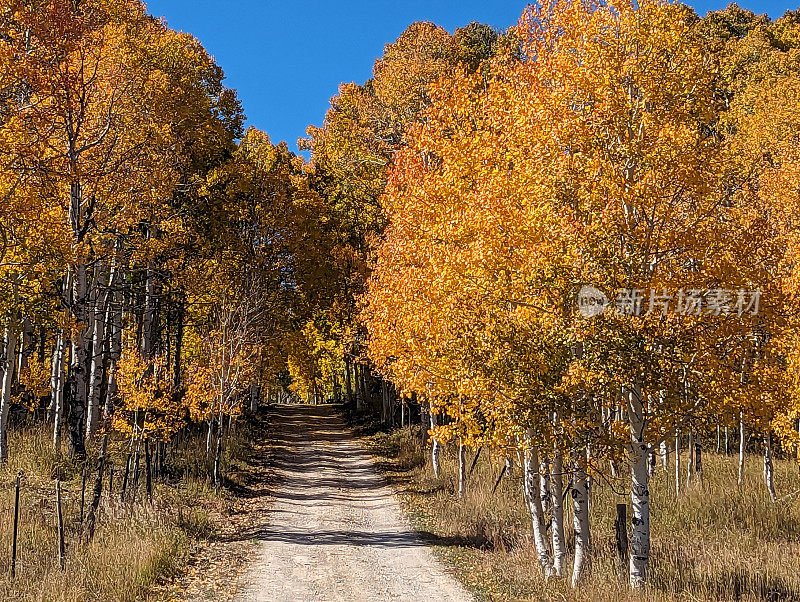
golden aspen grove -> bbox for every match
[2,0,800,600]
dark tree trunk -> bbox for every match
[172,295,184,391]
[65,369,86,459]
[144,438,152,502]
[695,438,702,480]
[344,356,354,408]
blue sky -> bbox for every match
[146,1,796,155]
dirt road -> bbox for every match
[235,404,472,602]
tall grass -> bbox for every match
[0,418,254,602]
[362,427,800,601]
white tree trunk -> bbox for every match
[764,433,776,502]
[626,385,649,588]
[550,448,566,577]
[213,410,224,488]
[585,443,593,507]
[51,330,67,454]
[660,440,669,471]
[205,419,213,459]
[0,325,18,463]
[540,456,551,514]
[430,411,440,478]
[69,261,89,457]
[523,432,554,579]
[17,318,31,377]
[686,431,694,487]
[571,455,591,587]
[86,261,109,438]
[104,266,122,419]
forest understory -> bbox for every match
[5,0,800,598]
[0,410,274,602]
[359,420,800,602]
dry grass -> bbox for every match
[362,427,800,601]
[0,419,254,602]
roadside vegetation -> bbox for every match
[8,0,800,598]
[362,425,800,602]
[0,415,262,602]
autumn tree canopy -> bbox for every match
[4,0,800,594]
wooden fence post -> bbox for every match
[56,479,65,571]
[11,472,20,578]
